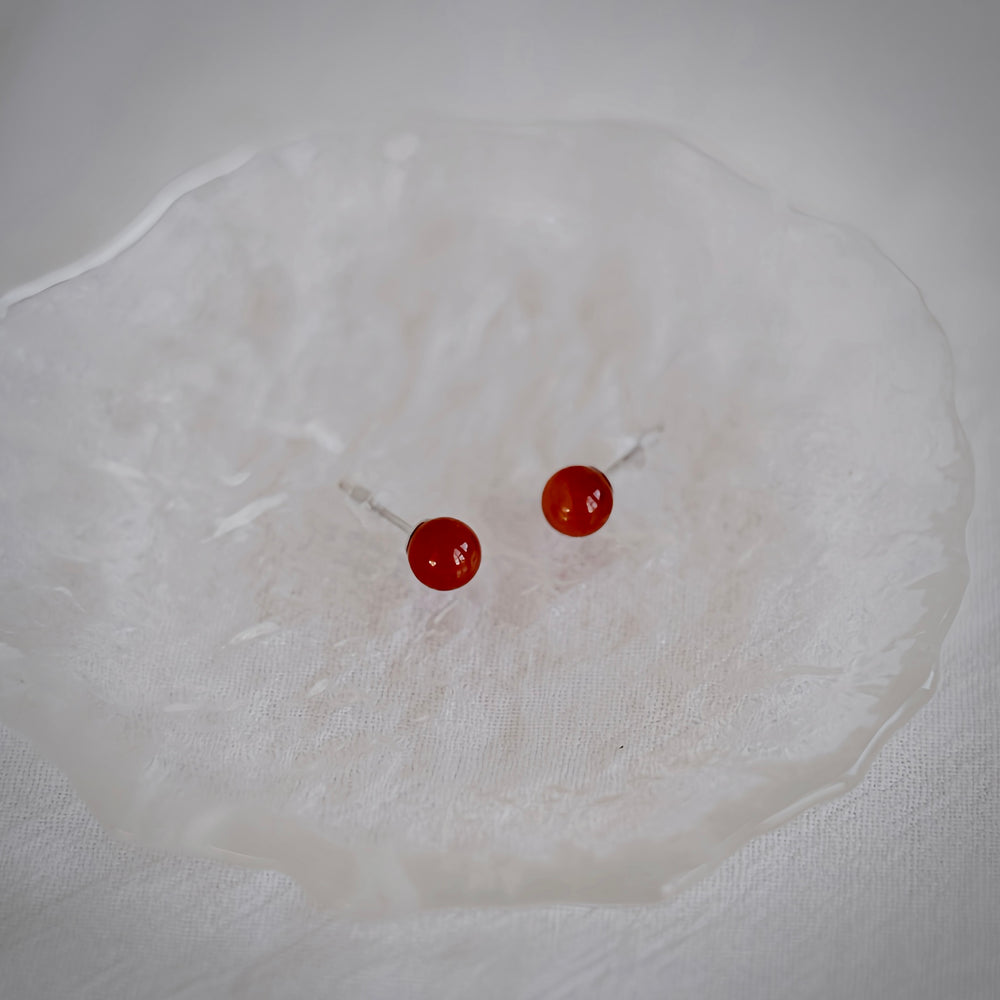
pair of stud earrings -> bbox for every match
[340,432,656,591]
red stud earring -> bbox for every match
[340,481,481,591]
[541,465,614,537]
[541,429,660,537]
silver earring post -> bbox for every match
[604,425,663,476]
[338,480,414,535]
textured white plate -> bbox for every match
[0,121,971,910]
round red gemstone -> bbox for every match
[406,517,482,591]
[541,465,614,537]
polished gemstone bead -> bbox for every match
[541,465,614,537]
[406,517,482,590]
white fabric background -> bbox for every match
[1,1,998,997]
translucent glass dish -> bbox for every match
[0,121,971,910]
